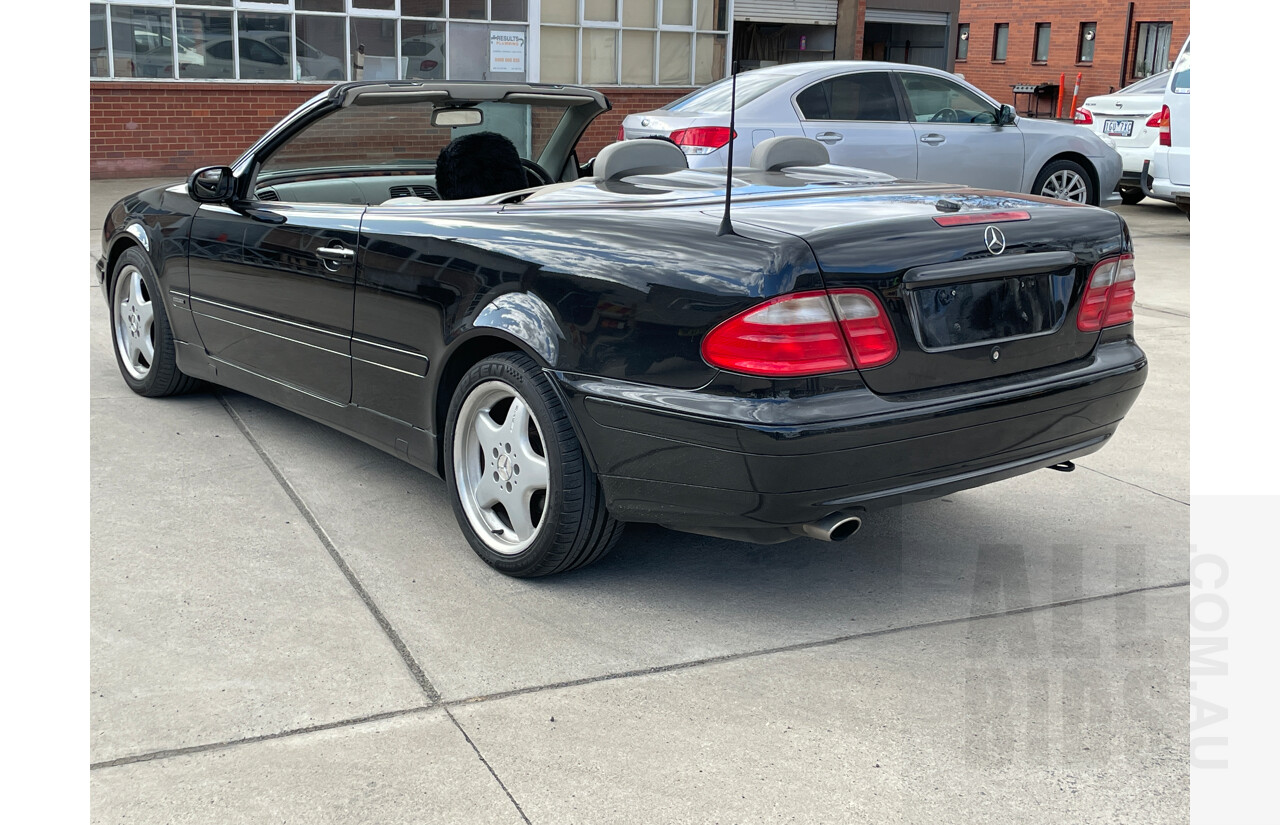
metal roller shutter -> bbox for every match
[863,8,951,26]
[734,0,839,26]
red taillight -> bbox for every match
[1073,108,1093,125]
[701,289,896,377]
[1145,110,1163,128]
[617,125,625,141]
[669,126,735,156]
[1077,255,1137,331]
[1157,104,1171,146]
[420,59,438,71]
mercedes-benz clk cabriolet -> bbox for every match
[98,80,1146,577]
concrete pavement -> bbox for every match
[89,179,1191,823]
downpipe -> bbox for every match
[791,512,862,542]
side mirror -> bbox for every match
[187,166,236,203]
[998,104,1017,126]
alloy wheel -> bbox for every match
[114,264,155,381]
[452,380,551,555]
[1041,169,1089,202]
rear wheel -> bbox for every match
[444,352,623,576]
[1033,159,1095,205]
[1119,187,1146,205]
[110,247,199,397]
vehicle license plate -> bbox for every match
[1104,119,1133,137]
[910,273,1072,350]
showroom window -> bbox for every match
[92,0,723,84]
[540,0,728,86]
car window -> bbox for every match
[899,73,998,124]
[243,39,285,65]
[207,40,233,61]
[1120,72,1168,95]
[665,71,805,113]
[795,72,901,122]
[1170,44,1190,94]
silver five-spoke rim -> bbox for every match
[453,381,550,555]
[1041,170,1088,203]
[114,265,155,381]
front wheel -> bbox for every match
[1033,159,1095,205]
[110,247,199,397]
[444,352,623,576]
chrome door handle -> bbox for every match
[317,245,356,262]
[815,132,843,144]
[920,134,946,146]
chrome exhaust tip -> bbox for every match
[794,512,862,542]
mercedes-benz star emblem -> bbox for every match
[984,225,1007,255]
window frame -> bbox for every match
[1032,22,1050,63]
[1077,21,1096,64]
[991,22,1008,62]
[955,23,968,62]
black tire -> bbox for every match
[1032,159,1096,205]
[1119,187,1146,205]
[110,247,200,398]
[443,352,623,576]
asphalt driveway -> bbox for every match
[89,180,1191,824]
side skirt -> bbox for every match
[173,340,439,477]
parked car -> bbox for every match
[402,32,445,79]
[129,31,206,78]
[1073,71,1169,205]
[98,80,1146,577]
[622,61,1123,206]
[258,34,345,81]
[182,34,293,80]
[1142,38,1191,216]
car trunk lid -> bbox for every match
[717,190,1128,395]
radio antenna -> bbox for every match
[716,60,740,237]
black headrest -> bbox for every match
[435,131,528,200]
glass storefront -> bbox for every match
[89,1,728,84]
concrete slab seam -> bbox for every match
[1134,303,1190,319]
[443,706,533,825]
[87,581,1188,772]
[1077,464,1189,506]
[214,391,442,704]
[89,705,435,771]
[445,580,1191,710]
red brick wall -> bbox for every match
[953,1,1189,117]
[90,82,691,179]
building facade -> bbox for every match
[90,0,977,178]
[952,0,1190,118]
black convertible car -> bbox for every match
[99,80,1146,577]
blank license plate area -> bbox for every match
[1104,119,1133,137]
[911,272,1073,350]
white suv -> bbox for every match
[1143,37,1191,215]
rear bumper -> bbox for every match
[554,336,1146,540]
[1141,159,1190,206]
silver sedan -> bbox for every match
[622,61,1122,206]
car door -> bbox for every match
[188,200,361,404]
[794,71,917,180]
[896,71,1024,193]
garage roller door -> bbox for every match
[734,0,838,26]
[863,8,950,26]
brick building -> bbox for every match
[91,1,1177,179]
[953,1,1189,119]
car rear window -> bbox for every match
[665,71,803,113]
[1120,72,1168,95]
